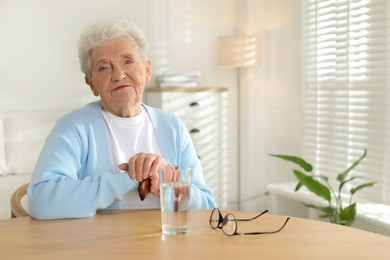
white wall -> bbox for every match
[0,0,151,109]
[263,0,304,184]
[263,0,305,183]
[0,0,304,212]
[237,0,304,211]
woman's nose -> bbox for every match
[111,66,126,81]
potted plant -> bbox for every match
[270,149,376,226]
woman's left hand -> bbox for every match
[119,153,167,196]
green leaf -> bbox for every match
[350,182,377,195]
[294,182,303,191]
[303,204,334,219]
[303,203,333,213]
[337,149,367,182]
[269,154,313,172]
[339,176,360,192]
[293,170,331,202]
[339,203,356,226]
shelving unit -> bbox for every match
[144,87,228,208]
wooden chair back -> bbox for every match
[10,183,30,218]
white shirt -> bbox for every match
[102,107,161,209]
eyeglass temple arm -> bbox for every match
[236,210,269,222]
[239,217,290,235]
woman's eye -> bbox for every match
[125,59,134,64]
[98,66,109,72]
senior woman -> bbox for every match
[27,18,216,220]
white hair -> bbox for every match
[78,18,149,76]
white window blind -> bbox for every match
[304,0,390,204]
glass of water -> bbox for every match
[159,165,191,235]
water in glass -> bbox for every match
[160,181,190,235]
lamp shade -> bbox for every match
[217,35,259,69]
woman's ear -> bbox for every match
[85,76,99,96]
[144,59,152,83]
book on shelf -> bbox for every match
[157,70,201,88]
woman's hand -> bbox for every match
[118,153,167,198]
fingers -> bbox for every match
[161,166,180,182]
[118,163,128,171]
[128,153,166,182]
[149,177,160,196]
[119,153,165,199]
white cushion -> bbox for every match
[5,114,58,175]
[0,117,8,176]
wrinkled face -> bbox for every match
[85,37,151,117]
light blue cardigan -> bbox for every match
[28,101,216,219]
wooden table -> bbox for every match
[1,209,389,259]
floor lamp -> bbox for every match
[218,35,259,210]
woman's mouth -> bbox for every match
[113,85,129,91]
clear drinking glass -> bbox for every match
[159,165,192,235]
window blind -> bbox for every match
[304,0,390,204]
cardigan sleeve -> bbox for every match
[28,106,134,220]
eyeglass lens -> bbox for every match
[209,208,222,229]
[222,214,237,236]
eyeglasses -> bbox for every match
[209,208,290,236]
